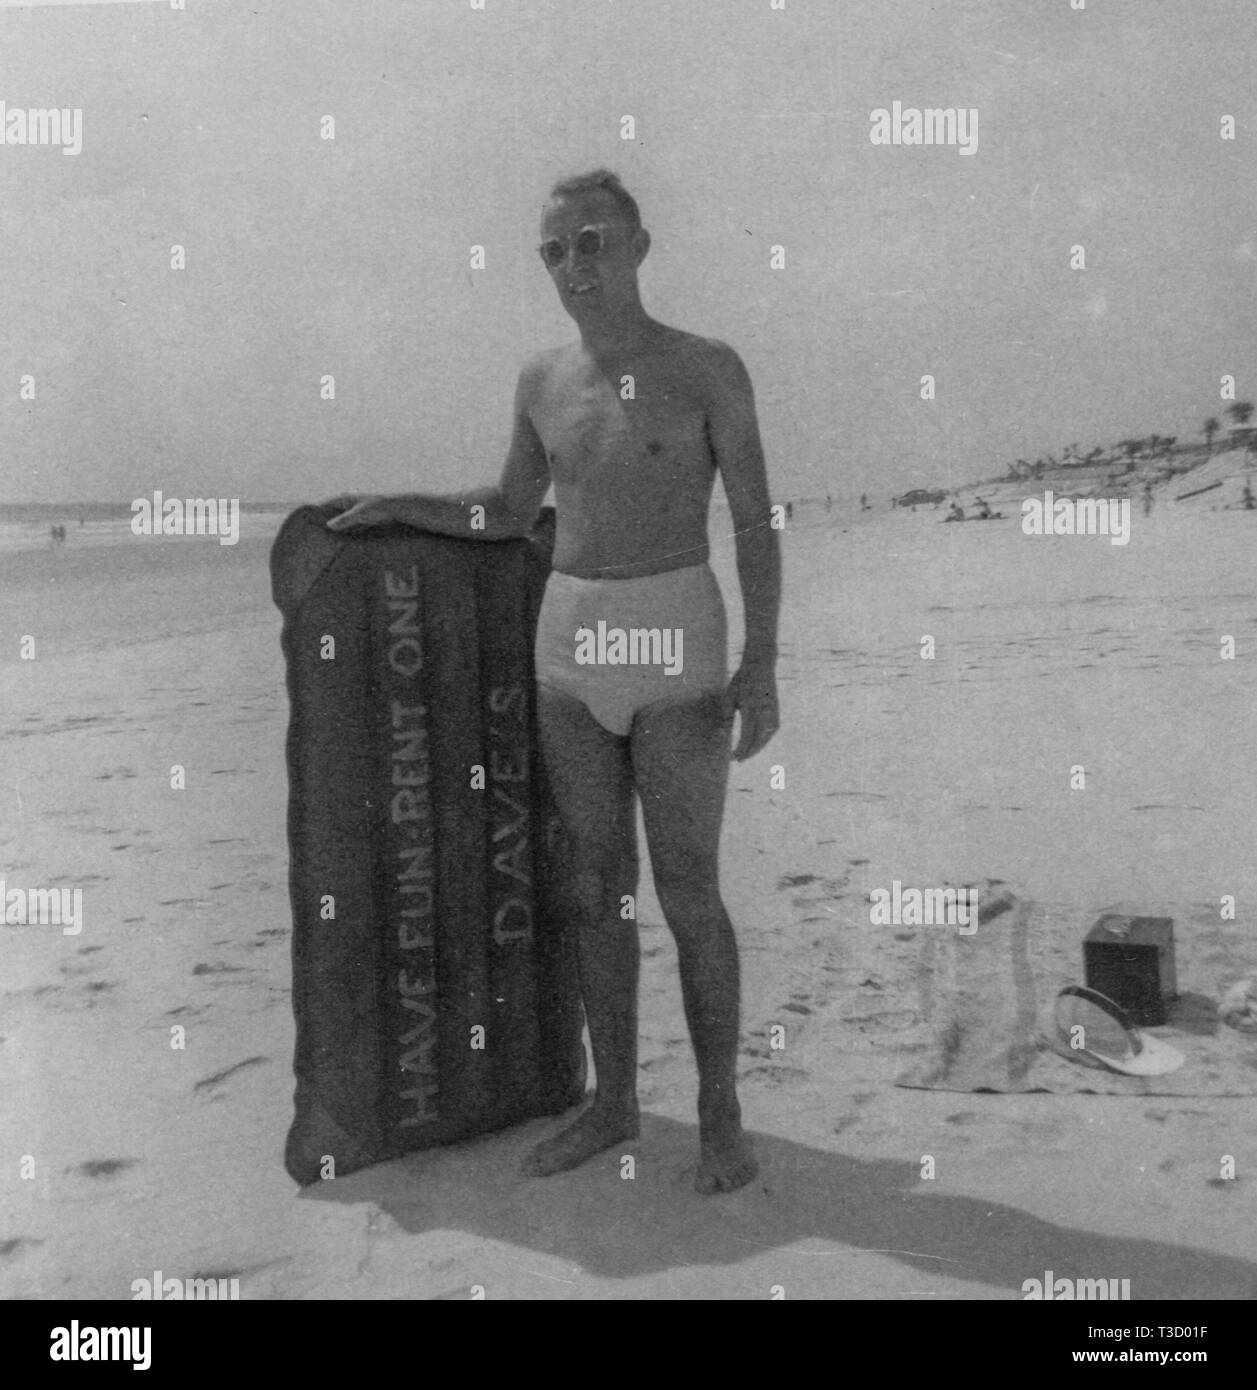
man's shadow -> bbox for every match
[299,1113,1257,1298]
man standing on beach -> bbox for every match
[330,170,780,1194]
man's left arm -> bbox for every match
[704,342,781,760]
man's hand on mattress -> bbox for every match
[724,655,779,761]
[326,496,391,531]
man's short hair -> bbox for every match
[548,169,641,230]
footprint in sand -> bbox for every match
[193,1056,269,1094]
[0,1237,44,1259]
[70,1158,138,1178]
[782,876,852,919]
[743,1061,806,1084]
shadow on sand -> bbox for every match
[299,1112,1257,1298]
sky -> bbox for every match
[1,0,1254,505]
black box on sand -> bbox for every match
[1083,916,1177,1026]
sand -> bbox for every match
[2,496,1256,1300]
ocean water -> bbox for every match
[0,503,293,557]
[0,517,290,663]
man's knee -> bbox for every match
[654,870,724,929]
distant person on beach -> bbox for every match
[329,169,779,1194]
[946,501,965,522]
[1143,482,1154,517]
[785,500,793,521]
[973,496,992,519]
[1242,478,1255,511]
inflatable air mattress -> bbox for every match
[271,504,585,1185]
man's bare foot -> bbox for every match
[695,1117,758,1195]
[521,1101,640,1178]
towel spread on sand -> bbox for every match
[895,885,1257,1095]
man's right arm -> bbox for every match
[327,359,551,539]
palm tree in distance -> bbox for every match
[1203,416,1220,453]
[1229,402,1256,456]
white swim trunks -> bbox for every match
[534,562,729,736]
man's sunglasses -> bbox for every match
[538,224,615,268]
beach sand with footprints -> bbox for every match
[2,493,1256,1299]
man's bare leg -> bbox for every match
[631,694,758,1194]
[522,685,642,1177]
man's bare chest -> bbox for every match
[533,370,710,481]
